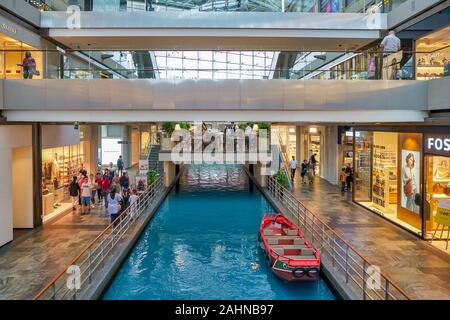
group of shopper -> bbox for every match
[68,156,139,223]
[290,154,318,185]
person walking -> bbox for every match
[308,162,315,185]
[89,173,97,208]
[117,156,124,176]
[300,159,309,184]
[69,176,81,212]
[345,163,353,192]
[119,171,130,190]
[18,51,37,79]
[310,153,318,175]
[112,171,120,193]
[80,177,92,215]
[107,189,122,224]
[289,156,298,181]
[107,162,116,181]
[339,167,348,193]
[101,172,111,208]
[129,189,139,220]
[95,172,103,206]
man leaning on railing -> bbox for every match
[380,31,402,80]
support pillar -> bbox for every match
[32,123,43,227]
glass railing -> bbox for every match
[25,0,407,13]
[3,49,448,80]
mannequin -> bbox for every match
[51,153,60,181]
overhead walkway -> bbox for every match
[1,78,441,123]
[41,11,386,51]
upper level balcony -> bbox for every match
[29,0,407,13]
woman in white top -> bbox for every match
[107,189,122,223]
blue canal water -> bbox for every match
[102,165,335,300]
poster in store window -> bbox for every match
[401,150,421,214]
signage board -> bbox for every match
[425,134,450,157]
[436,200,450,226]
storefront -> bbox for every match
[415,26,450,80]
[41,125,92,223]
[352,127,450,253]
[423,134,450,250]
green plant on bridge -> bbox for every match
[147,170,158,186]
[274,170,290,189]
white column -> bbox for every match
[0,125,33,247]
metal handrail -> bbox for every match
[33,175,165,300]
[265,175,412,300]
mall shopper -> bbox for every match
[89,173,97,208]
[340,168,348,193]
[345,163,353,192]
[112,171,120,193]
[381,30,402,80]
[96,173,103,204]
[18,51,37,79]
[101,173,111,208]
[108,162,116,181]
[77,172,87,205]
[80,178,92,215]
[119,171,130,190]
[300,160,309,184]
[381,30,401,54]
[308,164,314,185]
[290,156,298,181]
[129,189,139,220]
[107,189,122,223]
[310,153,318,175]
[117,156,124,176]
[69,176,81,211]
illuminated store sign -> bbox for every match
[1,23,17,34]
[425,134,450,156]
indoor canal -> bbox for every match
[102,164,336,300]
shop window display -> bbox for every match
[425,155,450,247]
[41,145,85,222]
[354,131,423,235]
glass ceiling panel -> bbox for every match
[153,51,276,79]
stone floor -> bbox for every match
[291,174,450,300]
[0,202,111,300]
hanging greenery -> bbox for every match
[147,170,158,186]
[179,121,191,130]
[274,170,290,189]
[162,122,176,136]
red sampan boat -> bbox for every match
[259,213,320,282]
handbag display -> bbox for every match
[445,186,450,196]
[403,179,413,197]
[433,183,445,194]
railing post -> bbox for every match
[385,281,390,300]
[88,248,92,284]
[362,260,367,300]
[51,283,56,300]
[345,245,349,283]
[332,234,336,267]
